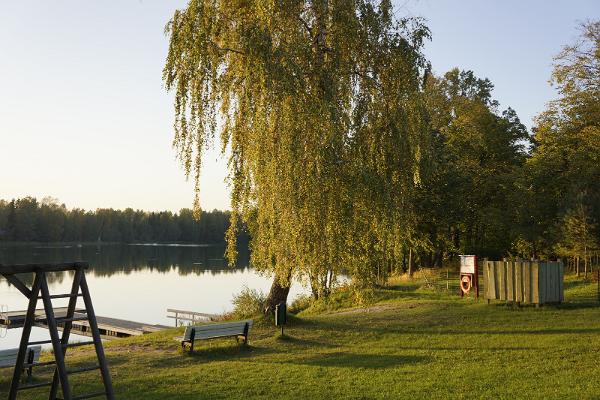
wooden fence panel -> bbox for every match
[531,262,539,303]
[507,261,515,301]
[484,260,563,305]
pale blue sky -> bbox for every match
[1,1,598,212]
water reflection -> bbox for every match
[0,243,249,280]
[0,243,305,350]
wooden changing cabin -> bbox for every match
[483,260,564,305]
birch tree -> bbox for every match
[163,0,431,311]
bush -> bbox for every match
[231,286,267,318]
[289,294,313,314]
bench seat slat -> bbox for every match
[194,329,248,338]
[190,321,252,331]
[0,346,41,369]
[183,320,252,339]
[175,320,253,347]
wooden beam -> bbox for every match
[1,275,32,298]
[0,262,88,275]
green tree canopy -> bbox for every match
[525,20,600,258]
[418,69,528,263]
[164,0,432,306]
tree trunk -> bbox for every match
[584,246,588,278]
[264,273,292,315]
[408,248,413,277]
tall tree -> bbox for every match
[164,0,431,309]
[559,203,598,277]
[421,69,528,262]
[526,20,600,258]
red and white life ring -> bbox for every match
[460,275,472,294]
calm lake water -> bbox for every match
[0,243,306,350]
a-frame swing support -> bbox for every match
[0,262,115,400]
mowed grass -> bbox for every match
[2,275,600,399]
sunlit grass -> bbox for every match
[1,275,599,399]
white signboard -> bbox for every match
[460,255,476,274]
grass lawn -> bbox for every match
[2,275,600,399]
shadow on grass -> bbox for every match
[270,335,337,349]
[409,327,600,335]
[487,300,600,310]
[104,341,275,370]
[280,352,430,369]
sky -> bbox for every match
[1,1,598,212]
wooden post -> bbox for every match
[8,273,42,400]
[49,267,84,400]
[40,273,72,400]
[189,329,196,353]
[80,273,116,400]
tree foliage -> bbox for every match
[163,1,600,306]
[417,69,528,263]
[164,0,432,302]
[523,21,600,259]
[0,197,239,244]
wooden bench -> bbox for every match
[0,346,41,377]
[174,320,253,353]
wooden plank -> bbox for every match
[532,262,539,304]
[191,320,253,332]
[167,309,217,318]
[539,262,546,304]
[80,273,115,400]
[559,261,564,302]
[8,272,42,400]
[523,261,532,304]
[487,262,496,300]
[1,307,86,327]
[0,262,88,275]
[482,263,488,298]
[548,262,556,302]
[507,261,515,302]
[498,261,506,300]
[0,347,40,368]
[552,262,560,302]
[40,273,72,400]
[2,275,32,298]
[515,261,523,302]
[195,328,248,338]
[182,321,253,341]
[49,267,83,400]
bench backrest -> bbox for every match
[0,346,41,368]
[184,320,253,341]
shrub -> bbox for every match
[231,286,267,318]
[289,294,313,314]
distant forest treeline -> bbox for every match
[0,197,246,244]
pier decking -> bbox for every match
[0,307,84,326]
[166,308,218,326]
[1,308,169,339]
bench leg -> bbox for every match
[26,349,34,378]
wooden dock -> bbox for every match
[167,308,218,326]
[0,307,84,326]
[1,308,169,339]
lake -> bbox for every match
[0,243,306,350]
